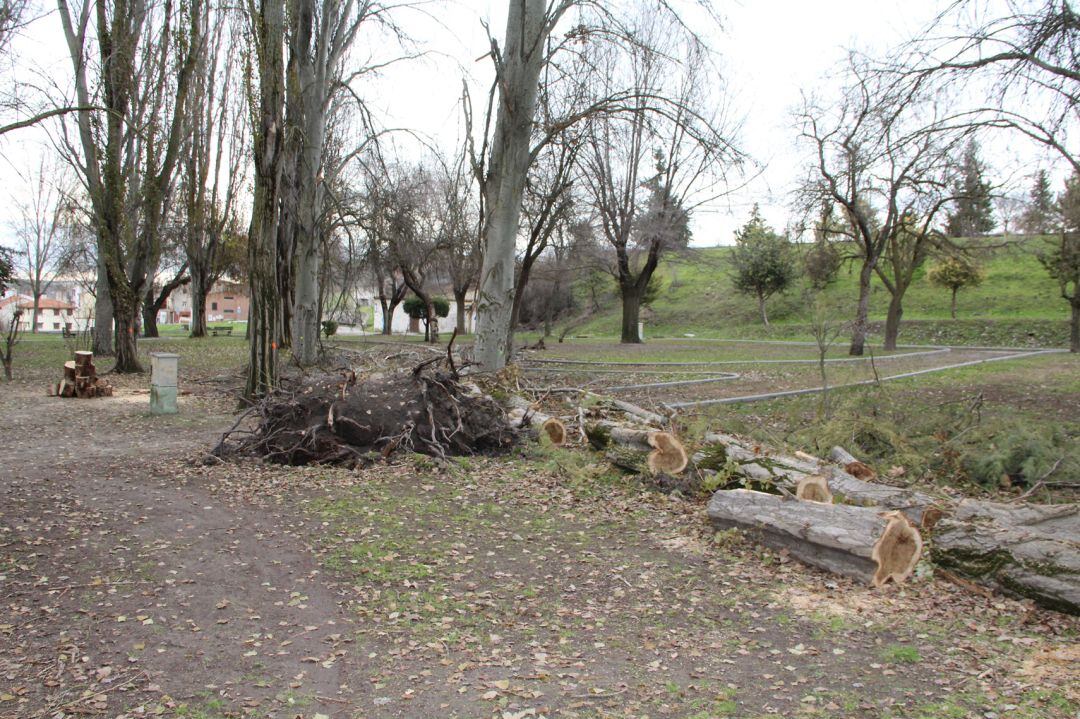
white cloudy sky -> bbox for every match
[0,0,1065,249]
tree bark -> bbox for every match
[472,0,548,370]
[620,283,643,344]
[707,489,923,587]
[454,287,468,334]
[1071,297,1079,353]
[934,500,1080,614]
[190,266,209,337]
[143,286,159,338]
[92,256,114,356]
[849,258,873,356]
[950,287,958,320]
[758,291,769,326]
[883,292,903,351]
[244,0,286,400]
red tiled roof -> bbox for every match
[16,297,75,310]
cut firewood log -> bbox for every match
[830,446,877,480]
[708,489,923,586]
[586,420,688,476]
[932,499,1079,614]
[583,393,666,425]
[505,396,568,446]
[64,361,77,382]
[74,351,93,369]
[701,432,946,529]
[796,474,833,503]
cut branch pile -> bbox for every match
[515,392,1078,612]
[218,361,514,465]
[51,351,113,398]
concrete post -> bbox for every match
[638,321,645,342]
[150,352,179,415]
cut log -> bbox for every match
[796,475,833,503]
[708,489,923,587]
[702,432,946,529]
[586,420,688,476]
[583,393,665,425]
[506,396,568,446]
[933,500,1080,614]
[830,445,877,480]
[74,351,93,369]
[64,361,77,382]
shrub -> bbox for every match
[322,320,338,337]
[403,296,450,319]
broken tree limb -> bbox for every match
[582,393,666,425]
[708,489,923,587]
[700,432,946,529]
[932,500,1080,614]
[506,396,567,446]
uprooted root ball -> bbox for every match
[219,367,515,465]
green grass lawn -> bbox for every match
[567,235,1073,346]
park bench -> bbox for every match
[210,325,233,337]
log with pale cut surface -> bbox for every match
[707,488,923,586]
[505,396,567,446]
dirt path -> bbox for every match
[1,383,1077,718]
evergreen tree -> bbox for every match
[946,140,996,237]
[730,205,798,325]
[0,247,13,296]
[928,256,984,319]
[1019,170,1059,234]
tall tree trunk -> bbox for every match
[244,0,286,400]
[758,291,769,326]
[292,240,320,364]
[883,292,903,351]
[143,286,160,338]
[113,294,141,373]
[473,0,548,370]
[849,258,873,356]
[93,256,114,356]
[454,287,468,334]
[31,297,40,333]
[1071,298,1079,353]
[190,266,209,337]
[951,287,958,320]
[380,298,394,334]
[620,284,643,344]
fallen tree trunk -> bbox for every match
[708,489,923,587]
[933,500,1080,614]
[700,432,945,528]
[585,420,688,475]
[506,396,567,446]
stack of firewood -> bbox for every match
[52,351,113,398]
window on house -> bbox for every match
[53,322,60,329]
[224,308,234,313]
[67,309,73,316]
[211,302,218,310]
[53,308,60,316]
[224,295,234,300]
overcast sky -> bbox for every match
[0,0,1066,250]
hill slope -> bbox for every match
[569,235,1072,347]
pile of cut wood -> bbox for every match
[509,393,1079,614]
[51,351,113,398]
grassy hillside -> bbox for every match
[570,235,1073,346]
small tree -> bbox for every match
[0,246,13,294]
[403,296,449,342]
[1019,170,1059,235]
[1042,172,1080,352]
[730,206,797,325]
[804,202,844,290]
[946,140,996,238]
[928,256,984,319]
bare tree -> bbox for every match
[1,307,21,380]
[10,157,70,333]
[244,0,287,399]
[57,0,205,372]
[904,1,1078,173]
[436,156,482,335]
[183,11,247,338]
[798,56,966,354]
